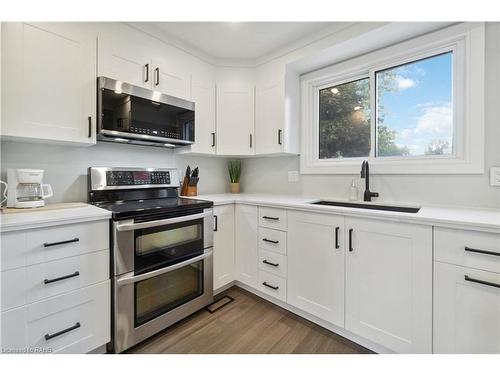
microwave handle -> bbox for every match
[116,250,213,286]
[115,210,213,232]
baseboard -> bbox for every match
[234,281,394,354]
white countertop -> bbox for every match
[193,193,500,233]
[0,203,111,232]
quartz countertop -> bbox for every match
[191,193,500,233]
[0,203,111,232]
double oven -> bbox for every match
[88,167,213,353]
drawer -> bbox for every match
[434,228,500,273]
[1,220,109,271]
[258,227,287,255]
[258,207,287,231]
[1,280,110,354]
[2,249,110,311]
[258,270,287,302]
[259,249,287,278]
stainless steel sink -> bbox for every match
[310,200,421,213]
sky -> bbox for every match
[376,52,453,156]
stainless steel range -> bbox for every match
[88,167,214,353]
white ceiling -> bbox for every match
[149,22,333,60]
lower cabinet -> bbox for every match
[344,217,432,353]
[235,204,259,288]
[287,211,345,327]
[434,261,500,353]
[213,204,235,290]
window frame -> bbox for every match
[300,23,485,175]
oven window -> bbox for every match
[136,223,202,255]
[135,260,204,327]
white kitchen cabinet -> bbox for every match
[213,205,235,290]
[434,261,500,353]
[344,217,432,353]
[216,83,255,156]
[287,211,345,327]
[152,55,191,100]
[255,66,299,155]
[98,30,151,89]
[1,22,97,145]
[235,204,258,287]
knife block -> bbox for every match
[181,177,197,196]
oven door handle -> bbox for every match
[116,250,213,286]
[116,211,213,232]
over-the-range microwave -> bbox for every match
[97,76,195,148]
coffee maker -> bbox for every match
[6,169,53,208]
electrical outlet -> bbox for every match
[490,167,500,186]
[288,171,299,183]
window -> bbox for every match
[319,78,370,159]
[376,52,453,158]
[301,23,485,174]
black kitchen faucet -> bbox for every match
[360,160,379,202]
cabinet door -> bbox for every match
[190,75,216,154]
[235,205,258,287]
[213,205,235,290]
[2,23,96,144]
[98,33,151,89]
[287,211,345,327]
[255,81,284,155]
[434,261,500,353]
[345,217,432,353]
[152,57,191,100]
[216,83,255,155]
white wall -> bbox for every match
[240,23,500,209]
[0,141,230,203]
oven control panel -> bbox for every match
[89,167,179,190]
[106,171,170,186]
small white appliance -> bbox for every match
[6,168,53,208]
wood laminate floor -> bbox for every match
[128,286,372,354]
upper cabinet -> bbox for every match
[255,65,300,155]
[216,78,255,156]
[151,54,191,101]
[1,22,97,145]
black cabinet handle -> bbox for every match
[349,229,353,252]
[464,275,500,289]
[44,271,80,284]
[155,67,160,86]
[262,238,279,244]
[278,129,282,145]
[211,132,216,147]
[262,259,279,267]
[87,116,92,138]
[465,246,500,257]
[262,216,279,221]
[213,215,218,232]
[335,227,340,249]
[44,238,79,247]
[144,64,149,83]
[45,322,81,341]
[262,281,279,290]
[249,134,253,148]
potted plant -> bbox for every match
[228,160,242,193]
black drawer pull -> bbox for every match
[213,215,218,232]
[44,271,80,284]
[465,246,500,257]
[87,116,92,138]
[464,275,500,289]
[262,259,279,267]
[349,229,353,252]
[44,238,79,247]
[335,226,340,249]
[262,238,279,244]
[211,132,216,147]
[45,322,81,341]
[278,129,282,145]
[262,216,279,221]
[262,281,279,290]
